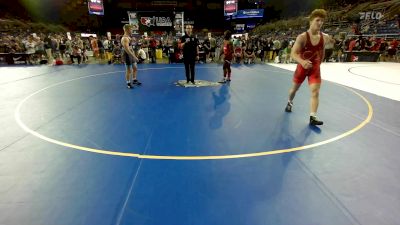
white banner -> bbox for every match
[128,12,139,31]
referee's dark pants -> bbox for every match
[184,59,195,83]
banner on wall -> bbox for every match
[235,24,245,32]
[246,23,256,30]
[127,11,184,34]
[127,11,175,32]
[233,9,264,19]
[128,11,140,32]
[174,12,184,35]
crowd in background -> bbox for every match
[1,29,399,66]
[1,7,399,66]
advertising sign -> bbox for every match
[235,24,245,32]
[246,23,256,29]
[128,11,174,32]
[224,0,238,16]
[88,0,104,15]
[232,9,264,19]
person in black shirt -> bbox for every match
[180,25,199,84]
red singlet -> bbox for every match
[293,31,325,84]
[224,41,233,61]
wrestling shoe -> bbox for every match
[285,102,293,112]
[132,80,142,85]
[310,116,323,126]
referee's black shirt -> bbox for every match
[181,34,199,61]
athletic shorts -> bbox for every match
[123,52,137,68]
[125,63,137,70]
[293,63,321,84]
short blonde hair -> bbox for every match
[309,9,327,21]
[123,24,132,31]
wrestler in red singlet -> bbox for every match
[219,30,234,83]
[285,9,334,126]
[293,31,324,84]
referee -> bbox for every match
[181,25,199,84]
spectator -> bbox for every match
[112,44,122,64]
[136,43,147,63]
[70,45,81,64]
[244,44,256,64]
[149,36,157,63]
[388,38,398,61]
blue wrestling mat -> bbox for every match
[1,63,399,225]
